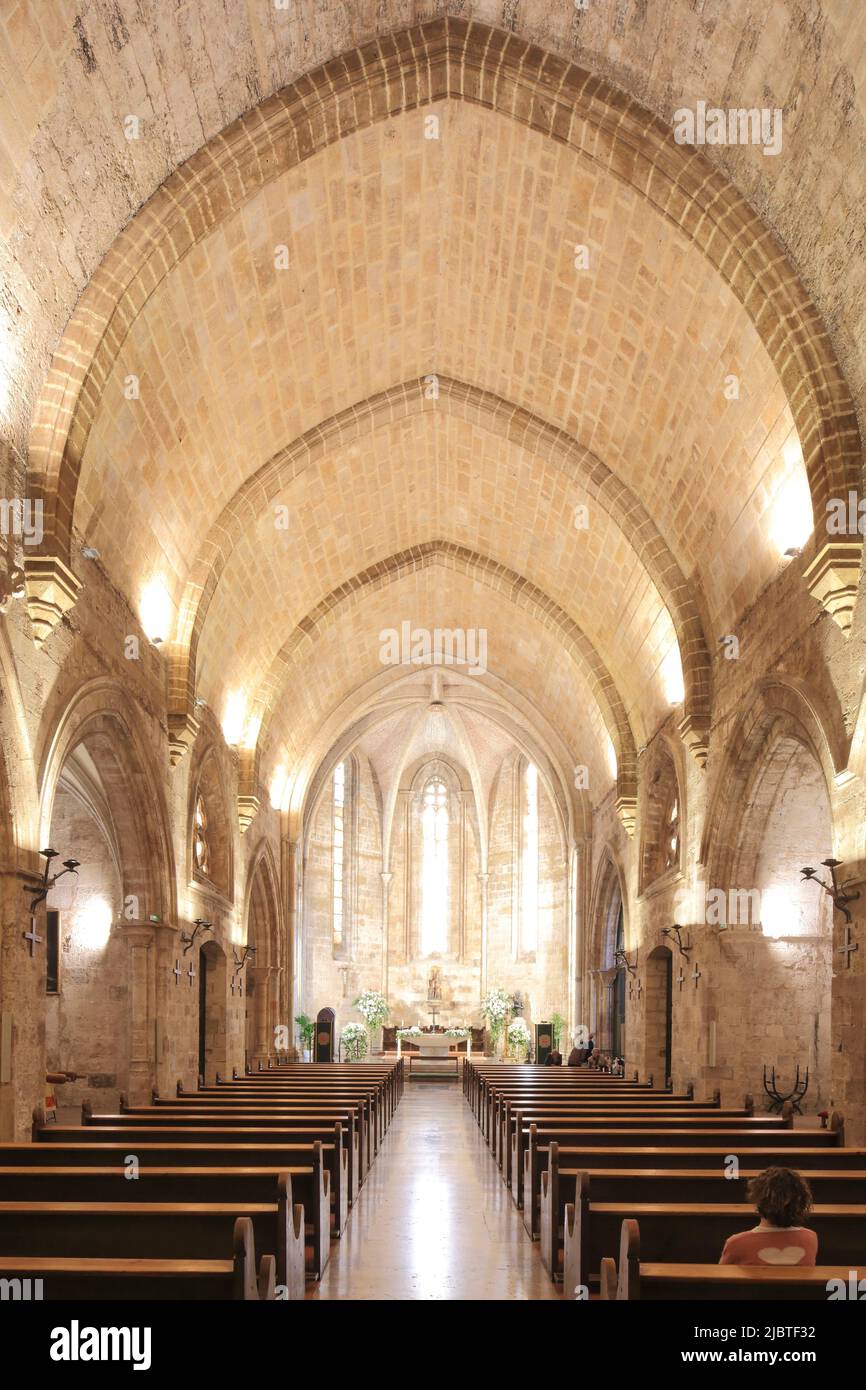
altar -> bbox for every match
[408,1034,454,1057]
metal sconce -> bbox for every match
[800,859,860,924]
[21,847,80,914]
[181,918,213,954]
[232,945,257,972]
[614,948,638,975]
[661,924,692,957]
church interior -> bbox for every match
[0,0,865,1325]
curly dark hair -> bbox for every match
[747,1167,813,1228]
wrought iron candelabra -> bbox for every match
[763,1064,809,1115]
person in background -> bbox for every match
[545,1049,563,1066]
[719,1167,817,1266]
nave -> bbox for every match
[311,1082,559,1301]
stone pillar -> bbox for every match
[0,855,46,1139]
[121,923,157,1106]
[283,837,299,1039]
[246,964,275,1067]
[154,922,190,1098]
[380,871,392,996]
[478,871,490,999]
[567,843,581,1045]
[597,967,618,1051]
[830,897,866,1145]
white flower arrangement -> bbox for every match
[480,986,513,1049]
[341,1021,368,1062]
[507,1017,530,1044]
[445,1027,470,1037]
[353,989,389,1030]
[396,1025,423,1038]
[506,1016,531,1059]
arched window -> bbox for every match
[663,793,680,871]
[332,762,345,952]
[420,777,449,955]
[521,761,539,954]
[193,794,210,876]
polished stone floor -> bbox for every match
[310,1079,560,1300]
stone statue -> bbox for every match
[428,966,441,1000]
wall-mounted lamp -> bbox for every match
[801,859,860,924]
[662,924,692,957]
[232,945,257,972]
[21,847,80,914]
[614,948,638,975]
[181,918,213,954]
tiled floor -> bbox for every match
[310,1080,560,1300]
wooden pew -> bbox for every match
[504,1101,766,1190]
[547,1162,866,1278]
[33,1121,350,1238]
[105,1102,364,1201]
[0,1161,329,1280]
[521,1121,843,1237]
[492,1094,734,1164]
[610,1219,866,1301]
[0,1138,335,1276]
[200,1083,384,1152]
[0,1216,275,1299]
[559,1166,866,1294]
[0,1173,305,1298]
[484,1083,701,1146]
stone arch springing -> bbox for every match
[36,679,176,1110]
[38,679,176,926]
[698,680,839,1111]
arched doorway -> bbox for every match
[645,945,673,1085]
[198,940,227,1083]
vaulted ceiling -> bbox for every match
[2,4,862,830]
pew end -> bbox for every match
[276,1173,306,1300]
[618,1218,641,1300]
[599,1256,617,1300]
[257,1253,276,1300]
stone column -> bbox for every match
[246,964,274,1068]
[121,923,157,1106]
[282,837,299,1041]
[380,871,392,996]
[567,843,581,1046]
[596,967,618,1051]
[478,871,490,999]
[0,855,46,1139]
[830,894,866,1145]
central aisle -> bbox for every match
[310,1078,560,1301]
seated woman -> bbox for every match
[719,1167,817,1266]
